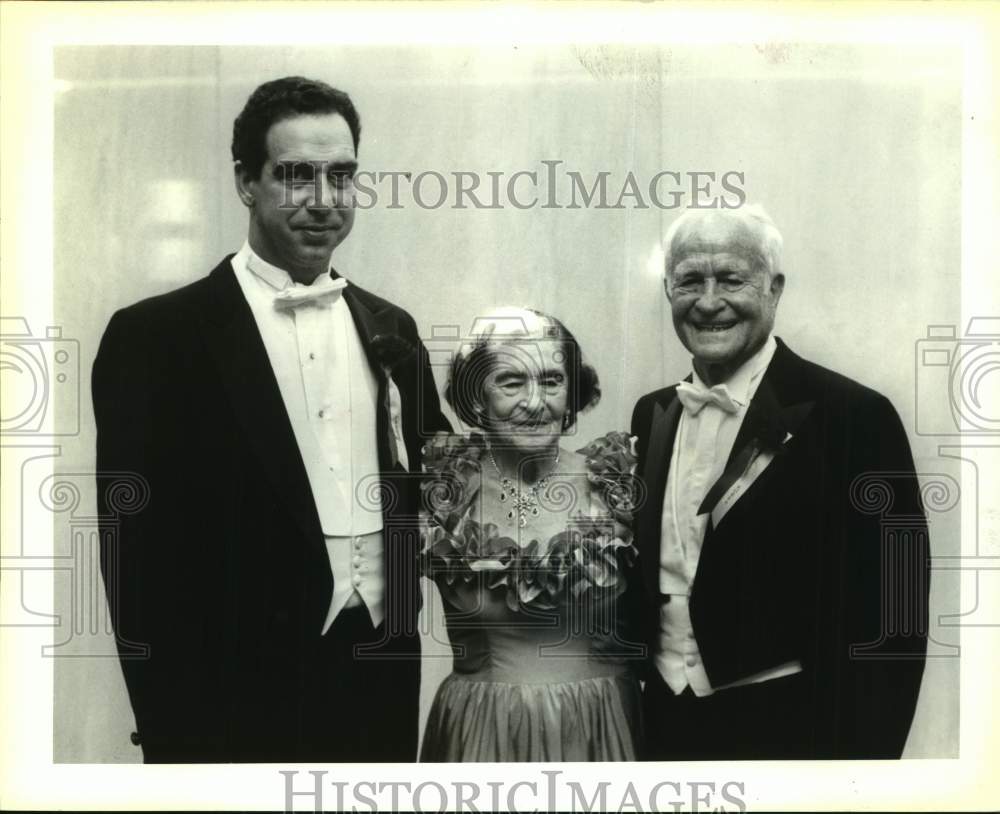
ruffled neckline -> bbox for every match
[419,431,639,611]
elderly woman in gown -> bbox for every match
[419,307,642,762]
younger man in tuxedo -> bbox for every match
[632,206,929,759]
[93,77,447,762]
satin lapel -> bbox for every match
[638,395,682,597]
[342,285,397,472]
[699,351,814,530]
[721,377,785,476]
[198,260,324,552]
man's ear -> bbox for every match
[662,275,674,302]
[233,161,256,209]
[770,272,785,303]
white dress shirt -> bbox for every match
[231,242,385,632]
[656,334,800,695]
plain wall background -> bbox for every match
[50,44,962,761]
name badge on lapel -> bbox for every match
[711,439,784,527]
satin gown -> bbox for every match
[419,432,642,762]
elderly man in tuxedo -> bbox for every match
[93,76,448,762]
[631,205,929,759]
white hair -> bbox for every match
[662,204,784,287]
[456,306,555,361]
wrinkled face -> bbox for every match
[236,113,356,282]
[477,340,569,454]
[665,216,784,384]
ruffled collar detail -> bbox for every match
[419,431,639,612]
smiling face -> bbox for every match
[235,112,357,283]
[666,214,784,385]
[477,340,569,456]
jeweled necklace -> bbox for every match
[486,444,560,528]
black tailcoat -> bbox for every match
[93,257,448,761]
[631,339,929,758]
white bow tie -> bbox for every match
[676,380,740,415]
[272,275,347,310]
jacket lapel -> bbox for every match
[638,394,682,597]
[198,258,325,553]
[698,340,815,530]
[342,284,398,473]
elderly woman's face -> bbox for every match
[477,339,569,453]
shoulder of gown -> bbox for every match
[574,430,639,529]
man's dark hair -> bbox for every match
[231,76,361,179]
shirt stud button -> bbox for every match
[352,575,362,586]
[309,352,315,360]
[686,656,698,667]
[318,409,324,418]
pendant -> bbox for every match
[486,445,558,530]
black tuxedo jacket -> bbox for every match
[631,338,929,758]
[92,256,449,762]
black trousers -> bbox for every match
[298,604,420,762]
[642,667,816,760]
